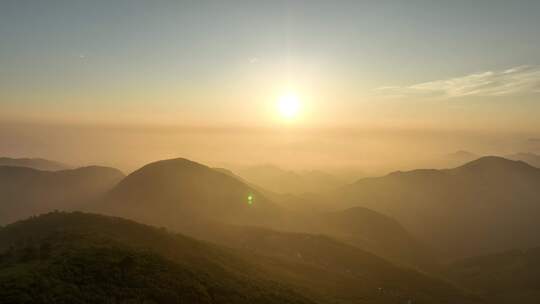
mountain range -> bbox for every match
[96,158,433,270]
[2,154,540,302]
[329,156,540,259]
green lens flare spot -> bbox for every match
[247,195,254,205]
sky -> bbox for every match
[1,0,540,172]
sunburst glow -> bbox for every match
[277,93,301,119]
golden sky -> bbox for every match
[1,1,540,171]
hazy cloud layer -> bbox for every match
[376,66,540,98]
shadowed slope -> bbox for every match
[319,207,437,270]
[445,247,540,304]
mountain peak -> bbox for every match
[456,155,533,171]
[135,157,209,171]
[111,157,232,198]
[104,157,280,228]
[448,150,478,158]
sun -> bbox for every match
[277,93,301,119]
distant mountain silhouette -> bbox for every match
[506,152,540,168]
[234,165,346,194]
[0,212,479,304]
[445,247,540,304]
[0,166,124,225]
[0,157,70,171]
[331,156,540,259]
[214,167,332,212]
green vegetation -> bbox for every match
[0,212,478,304]
[0,212,312,304]
[1,247,257,303]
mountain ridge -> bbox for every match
[97,157,436,270]
[0,157,70,171]
[331,156,540,260]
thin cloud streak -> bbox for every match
[376,66,540,99]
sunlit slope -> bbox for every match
[332,156,540,259]
[0,212,480,304]
[0,166,124,225]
